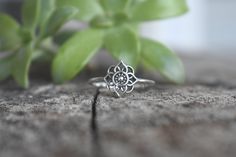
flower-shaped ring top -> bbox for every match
[89,61,155,97]
[104,61,138,97]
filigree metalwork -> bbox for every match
[104,61,138,97]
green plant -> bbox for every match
[0,0,188,88]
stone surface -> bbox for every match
[0,81,96,157]
[95,85,236,157]
[0,55,236,157]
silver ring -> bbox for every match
[88,61,155,97]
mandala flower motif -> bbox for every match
[104,61,138,97]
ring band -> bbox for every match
[89,77,155,88]
[88,61,155,97]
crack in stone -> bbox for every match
[91,89,99,131]
[90,89,106,157]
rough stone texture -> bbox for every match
[0,81,96,157]
[0,55,236,157]
[96,85,236,157]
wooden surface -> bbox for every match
[0,55,236,157]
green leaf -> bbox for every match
[90,15,114,28]
[22,0,41,31]
[52,29,104,84]
[0,13,21,51]
[0,56,12,81]
[40,6,78,38]
[104,25,140,67]
[99,0,131,12]
[131,0,188,22]
[38,0,56,29]
[56,0,103,21]
[53,31,75,45]
[12,43,33,88]
[141,38,185,84]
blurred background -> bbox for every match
[1,0,235,55]
[141,0,236,55]
[0,0,235,85]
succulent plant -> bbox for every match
[0,0,188,88]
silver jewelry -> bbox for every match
[89,61,155,97]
